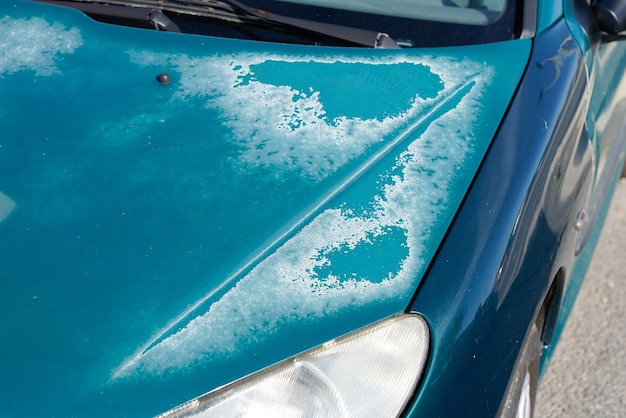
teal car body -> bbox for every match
[0,0,625,416]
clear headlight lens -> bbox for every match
[158,313,430,418]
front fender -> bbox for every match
[406,18,593,418]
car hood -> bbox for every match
[0,1,531,416]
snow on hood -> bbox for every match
[0,16,82,76]
[112,50,492,377]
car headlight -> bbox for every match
[157,313,430,417]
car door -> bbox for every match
[566,0,626,254]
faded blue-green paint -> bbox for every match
[0,1,530,415]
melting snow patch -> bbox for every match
[0,17,82,76]
[130,52,453,180]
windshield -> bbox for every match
[240,0,519,46]
[279,0,507,26]
[34,0,521,47]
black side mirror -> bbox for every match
[593,0,626,34]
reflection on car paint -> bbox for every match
[538,36,578,93]
[0,191,16,223]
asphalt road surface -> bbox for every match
[535,178,626,417]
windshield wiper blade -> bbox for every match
[35,0,182,31]
[39,0,399,48]
[204,0,400,48]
